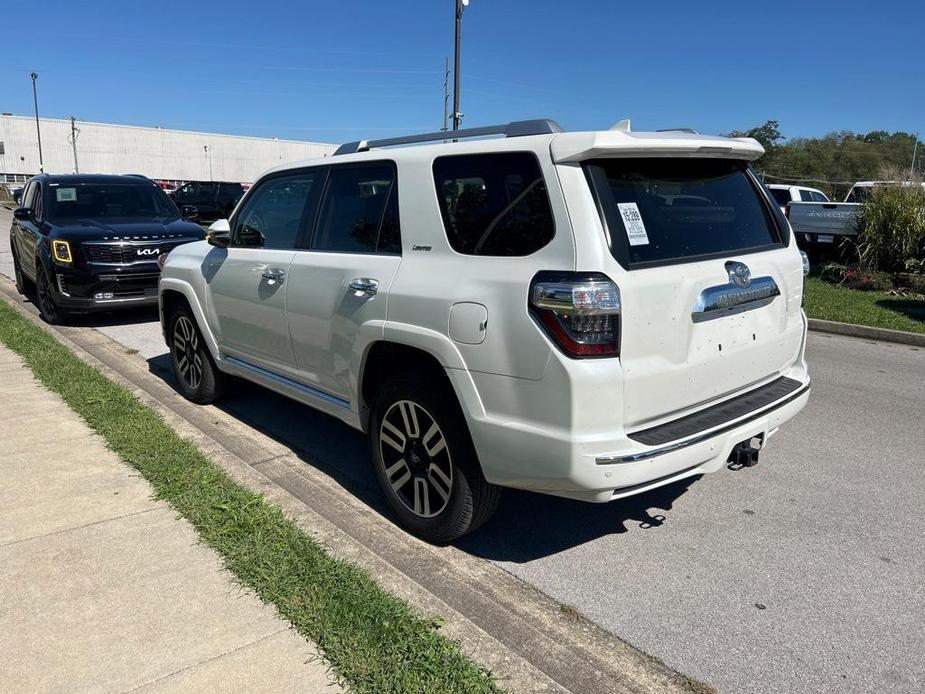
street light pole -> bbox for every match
[30,72,44,173]
[452,0,469,130]
[204,145,213,181]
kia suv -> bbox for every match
[158,119,811,542]
[9,174,204,323]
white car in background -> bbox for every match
[767,184,830,213]
[159,118,811,542]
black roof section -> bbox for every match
[31,173,158,184]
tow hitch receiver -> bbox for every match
[728,436,763,469]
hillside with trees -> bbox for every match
[728,121,922,200]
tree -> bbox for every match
[727,120,784,169]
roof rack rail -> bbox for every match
[333,119,563,156]
[656,127,701,134]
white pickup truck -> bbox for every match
[787,181,925,249]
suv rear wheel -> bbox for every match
[369,374,501,543]
[168,306,226,403]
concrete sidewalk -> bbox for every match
[0,343,341,693]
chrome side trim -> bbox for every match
[224,355,350,410]
[596,382,810,465]
[691,276,780,323]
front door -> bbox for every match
[205,170,322,377]
[286,162,402,404]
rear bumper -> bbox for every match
[463,368,810,503]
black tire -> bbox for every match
[369,374,502,543]
[35,266,68,325]
[168,305,226,404]
[11,247,33,296]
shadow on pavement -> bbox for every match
[147,356,698,561]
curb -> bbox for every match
[0,279,711,694]
[808,318,925,347]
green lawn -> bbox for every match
[0,299,501,694]
[804,277,925,334]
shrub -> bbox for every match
[856,173,925,273]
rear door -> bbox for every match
[584,158,805,428]
[286,161,402,404]
[204,170,322,377]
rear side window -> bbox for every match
[433,152,554,256]
[799,189,814,201]
[812,191,829,202]
[586,158,783,268]
[312,163,399,254]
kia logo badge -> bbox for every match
[137,248,160,256]
[726,261,751,288]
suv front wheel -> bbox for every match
[369,375,501,543]
[168,306,227,404]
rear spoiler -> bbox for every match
[550,131,765,164]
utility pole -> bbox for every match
[452,0,469,130]
[442,56,450,133]
[69,116,80,173]
[30,72,44,173]
[910,133,919,181]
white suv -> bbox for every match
[159,119,811,542]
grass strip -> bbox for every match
[0,299,501,694]
[804,277,925,334]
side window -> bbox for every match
[812,191,829,202]
[433,152,555,256]
[377,185,401,254]
[20,182,34,209]
[32,183,44,220]
[232,172,319,250]
[312,163,398,254]
[799,189,814,202]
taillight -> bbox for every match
[529,272,621,358]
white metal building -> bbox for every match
[0,114,335,184]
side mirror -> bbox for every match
[181,204,199,221]
[206,219,231,248]
[13,207,34,221]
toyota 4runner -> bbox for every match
[158,119,811,543]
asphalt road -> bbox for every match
[3,206,923,693]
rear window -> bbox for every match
[586,159,783,267]
[433,152,554,256]
[769,188,791,205]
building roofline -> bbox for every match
[0,113,334,149]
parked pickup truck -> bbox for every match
[788,180,925,250]
[786,200,859,249]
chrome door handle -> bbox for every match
[348,278,379,296]
[261,268,286,283]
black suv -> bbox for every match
[9,174,205,324]
[169,181,245,221]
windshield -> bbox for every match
[46,182,180,222]
[586,158,783,267]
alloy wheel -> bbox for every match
[173,315,204,389]
[378,400,453,518]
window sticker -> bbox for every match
[56,188,77,202]
[617,202,649,246]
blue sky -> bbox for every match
[5,0,923,145]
